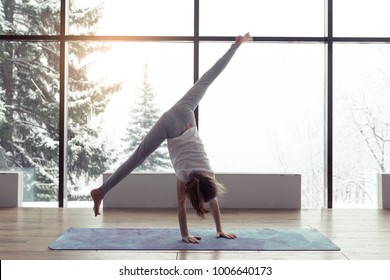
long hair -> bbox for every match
[184,172,226,218]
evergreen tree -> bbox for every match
[0,0,121,201]
[0,89,6,169]
[0,89,4,124]
[121,62,171,172]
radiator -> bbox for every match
[379,174,390,209]
[0,172,23,207]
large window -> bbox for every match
[69,0,193,36]
[334,44,390,208]
[66,42,191,203]
[0,41,60,205]
[199,43,325,208]
[200,0,324,37]
[1,0,389,209]
[334,0,390,37]
[0,0,60,35]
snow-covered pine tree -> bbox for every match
[0,0,121,201]
[0,89,4,125]
[121,62,171,172]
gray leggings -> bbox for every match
[99,43,239,195]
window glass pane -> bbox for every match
[334,0,390,37]
[200,0,324,37]
[0,0,60,35]
[0,41,60,206]
[199,43,325,208]
[66,42,192,205]
[334,44,390,208]
[69,0,193,36]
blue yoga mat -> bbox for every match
[49,227,340,251]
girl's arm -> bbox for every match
[176,178,202,243]
[209,198,237,239]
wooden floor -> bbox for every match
[0,207,389,260]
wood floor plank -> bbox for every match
[0,207,389,260]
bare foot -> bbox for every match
[236,32,253,45]
[90,189,104,217]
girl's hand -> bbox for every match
[236,32,253,45]
[182,235,202,243]
[216,231,237,239]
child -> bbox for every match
[91,33,252,243]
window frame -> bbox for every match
[2,0,390,208]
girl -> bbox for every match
[91,33,252,243]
